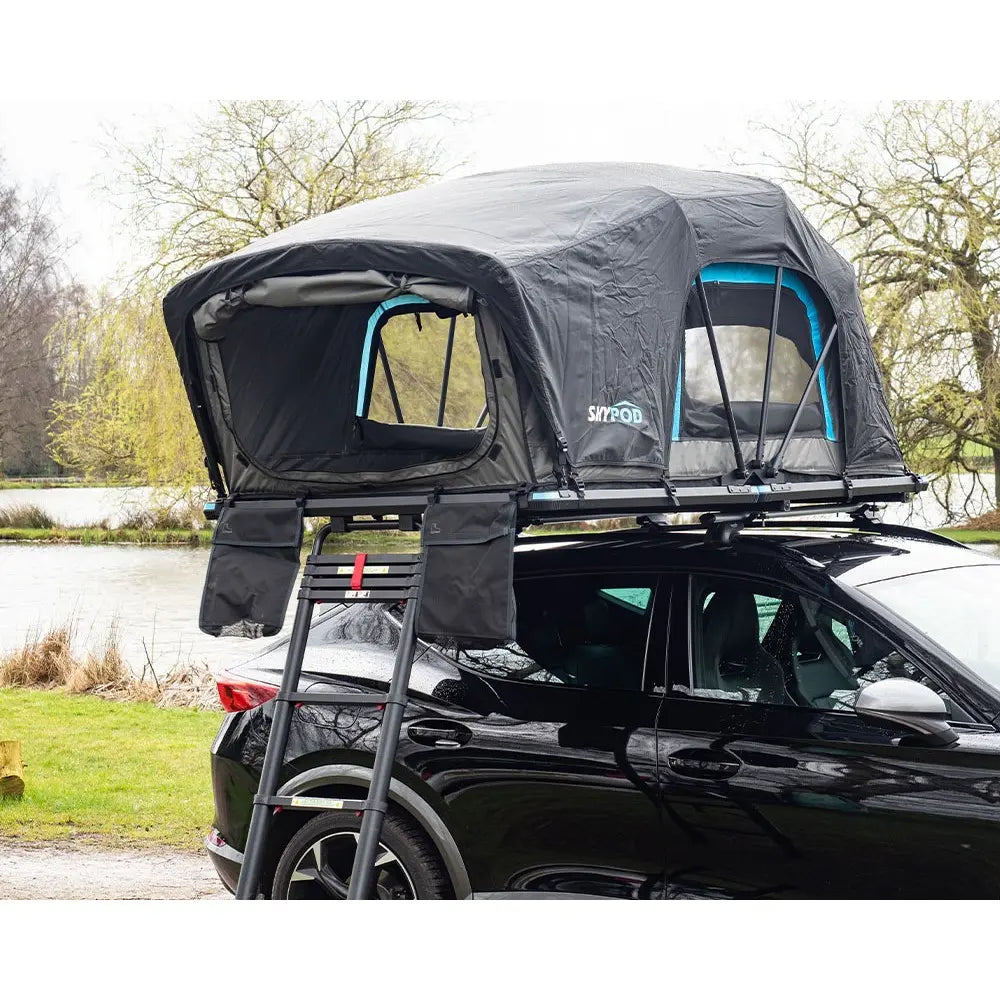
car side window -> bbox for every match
[679,574,935,711]
[458,574,658,692]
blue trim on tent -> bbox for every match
[356,294,431,416]
[671,362,683,441]
[694,263,836,441]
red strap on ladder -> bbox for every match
[350,553,367,591]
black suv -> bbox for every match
[206,524,1000,899]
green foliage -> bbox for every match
[48,284,205,487]
[0,688,221,847]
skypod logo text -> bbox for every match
[587,400,643,426]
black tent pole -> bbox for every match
[755,266,783,469]
[766,323,838,475]
[377,341,405,423]
[475,404,488,428]
[695,275,747,479]
[437,316,456,427]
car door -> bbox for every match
[652,571,1000,899]
[415,570,670,898]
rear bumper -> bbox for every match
[206,830,242,895]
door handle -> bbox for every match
[666,747,742,780]
[407,720,472,748]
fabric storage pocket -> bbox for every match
[199,501,304,638]
[416,498,518,647]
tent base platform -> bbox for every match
[202,473,927,524]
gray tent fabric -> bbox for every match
[163,163,906,498]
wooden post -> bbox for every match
[0,740,25,798]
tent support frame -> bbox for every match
[376,341,405,423]
[754,266,783,469]
[437,316,456,427]
[695,275,748,480]
[766,323,839,476]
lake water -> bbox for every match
[0,483,997,677]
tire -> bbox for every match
[271,808,453,900]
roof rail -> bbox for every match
[638,502,964,549]
[685,503,965,548]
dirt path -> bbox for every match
[0,840,230,899]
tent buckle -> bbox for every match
[661,475,679,508]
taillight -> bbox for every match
[216,674,278,713]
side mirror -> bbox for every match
[854,677,958,747]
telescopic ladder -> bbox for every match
[235,520,424,900]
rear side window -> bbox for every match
[459,574,658,692]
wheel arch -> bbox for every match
[274,764,472,899]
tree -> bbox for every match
[0,163,68,476]
[753,102,1000,518]
[113,100,451,284]
[49,282,204,486]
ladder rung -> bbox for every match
[308,553,421,567]
[275,691,388,706]
[262,795,368,812]
[299,586,417,602]
[305,567,419,580]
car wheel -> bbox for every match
[271,808,453,900]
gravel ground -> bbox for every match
[0,840,231,899]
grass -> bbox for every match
[0,478,112,489]
[934,529,1000,544]
[0,688,221,848]
[0,526,212,545]
[0,525,422,549]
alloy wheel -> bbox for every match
[285,830,417,900]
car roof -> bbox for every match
[514,525,997,589]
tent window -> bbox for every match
[683,324,820,408]
[360,300,488,430]
[673,264,838,443]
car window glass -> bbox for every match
[459,574,658,692]
[677,575,936,711]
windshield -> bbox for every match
[861,565,1000,690]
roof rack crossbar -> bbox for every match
[702,501,874,527]
[437,315,456,427]
[766,322,838,475]
[695,274,747,480]
[755,265,783,469]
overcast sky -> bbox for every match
[0,99,843,289]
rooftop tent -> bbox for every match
[162,162,913,506]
